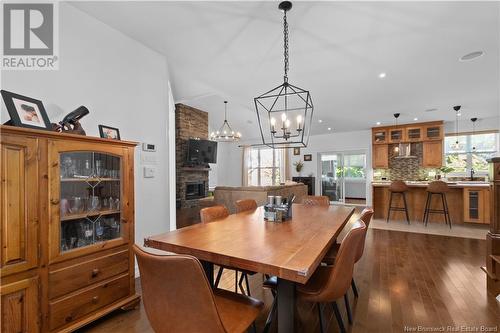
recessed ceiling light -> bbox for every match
[413,117,418,121]
[425,108,438,112]
[327,127,332,131]
[318,119,323,123]
[459,51,484,62]
[376,121,381,125]
[457,112,462,116]
[378,72,386,79]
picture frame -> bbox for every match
[293,147,301,155]
[1,90,52,130]
[99,125,121,140]
[304,154,312,161]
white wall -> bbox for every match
[289,130,373,203]
[212,142,242,187]
[1,3,173,244]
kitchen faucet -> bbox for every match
[470,167,475,181]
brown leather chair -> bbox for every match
[302,195,330,206]
[297,220,367,333]
[423,180,451,228]
[387,180,410,224]
[200,205,230,224]
[235,199,258,213]
[200,205,253,296]
[133,245,263,333]
[323,207,374,266]
[314,208,373,325]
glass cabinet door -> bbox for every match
[389,129,403,143]
[425,125,443,140]
[373,129,387,144]
[59,152,122,252]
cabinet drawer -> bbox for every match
[49,249,129,299]
[49,273,129,330]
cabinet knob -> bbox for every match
[92,296,99,304]
[91,268,99,277]
[51,199,60,205]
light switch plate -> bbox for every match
[144,166,155,178]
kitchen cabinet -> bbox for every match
[372,128,387,144]
[422,141,443,167]
[0,126,140,333]
[405,126,423,142]
[424,124,443,141]
[388,128,404,144]
[463,187,490,224]
[372,144,389,168]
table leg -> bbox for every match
[277,278,295,333]
[201,260,214,288]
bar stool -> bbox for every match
[387,180,410,224]
[423,180,451,228]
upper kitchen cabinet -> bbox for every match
[405,126,423,142]
[422,141,443,167]
[423,123,444,141]
[372,144,389,168]
[388,128,404,144]
[372,128,388,144]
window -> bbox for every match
[343,154,366,179]
[445,132,498,174]
[247,148,283,186]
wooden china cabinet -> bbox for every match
[0,125,140,333]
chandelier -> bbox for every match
[253,1,313,149]
[450,105,464,151]
[210,101,241,142]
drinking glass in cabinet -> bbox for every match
[59,151,122,252]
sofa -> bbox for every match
[214,183,308,213]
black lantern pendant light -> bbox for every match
[253,1,313,149]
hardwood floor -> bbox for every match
[79,229,500,333]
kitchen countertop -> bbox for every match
[372,180,491,188]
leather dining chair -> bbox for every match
[301,195,330,206]
[321,207,374,324]
[200,205,253,296]
[200,205,230,224]
[263,215,371,333]
[235,199,258,213]
[297,220,367,333]
[133,245,263,333]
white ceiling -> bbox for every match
[71,1,500,139]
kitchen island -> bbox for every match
[372,181,491,225]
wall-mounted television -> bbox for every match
[186,139,217,165]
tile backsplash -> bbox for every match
[373,143,438,181]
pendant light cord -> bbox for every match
[224,101,228,122]
[283,10,289,83]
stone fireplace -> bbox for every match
[175,103,210,209]
[185,181,207,200]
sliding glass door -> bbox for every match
[319,151,367,205]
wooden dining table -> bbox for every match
[144,203,355,333]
